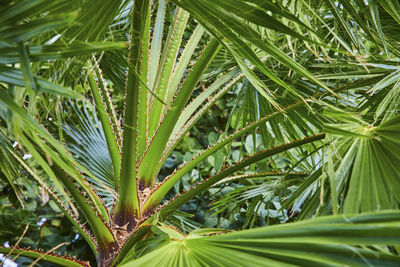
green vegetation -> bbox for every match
[1,0,400,266]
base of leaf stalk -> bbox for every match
[141,204,156,219]
[138,178,153,191]
[113,209,138,232]
[98,242,120,267]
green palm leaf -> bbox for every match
[120,211,400,267]
[326,112,400,213]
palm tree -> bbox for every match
[1,0,400,266]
